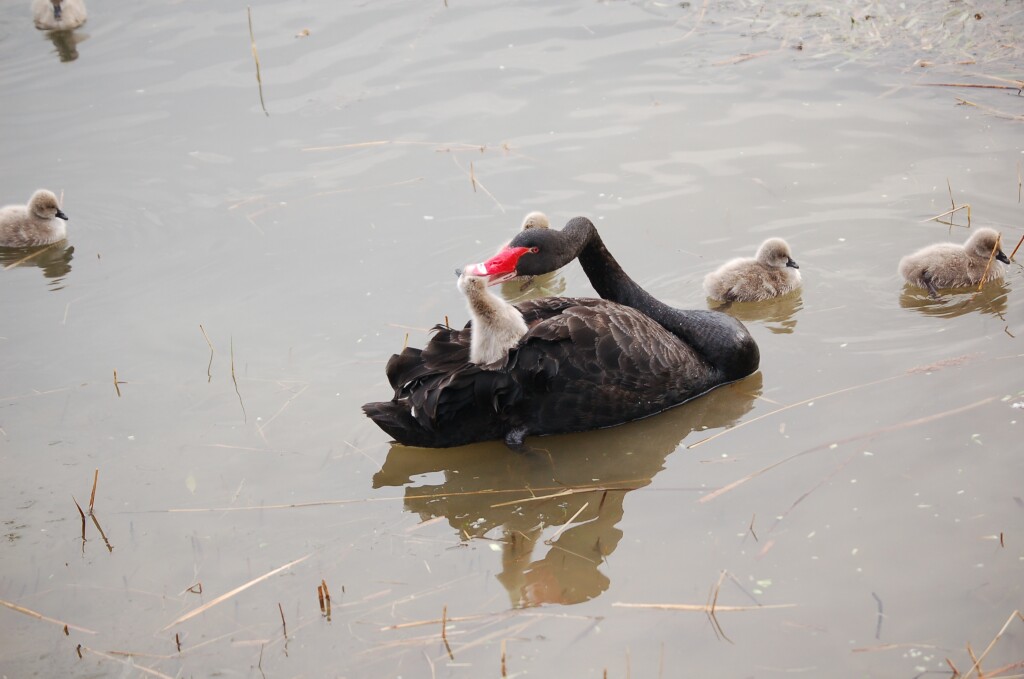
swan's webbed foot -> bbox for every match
[504,427,530,453]
[923,271,940,299]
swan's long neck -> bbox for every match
[461,277,528,366]
[566,217,760,381]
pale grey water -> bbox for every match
[1,1,1022,677]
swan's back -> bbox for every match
[363,297,719,448]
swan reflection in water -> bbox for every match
[372,372,762,608]
[0,242,74,287]
[710,290,803,335]
[898,280,1009,319]
[41,30,89,62]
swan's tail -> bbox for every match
[361,400,437,448]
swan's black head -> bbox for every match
[474,216,595,280]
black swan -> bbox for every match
[362,216,760,448]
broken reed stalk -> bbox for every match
[470,161,477,193]
[317,585,325,615]
[955,97,1024,122]
[0,598,97,634]
[199,324,214,382]
[113,369,122,397]
[161,553,311,630]
[976,234,1002,291]
[922,204,971,227]
[961,610,1023,679]
[613,602,796,612]
[321,579,331,620]
[441,605,454,660]
[175,633,181,653]
[72,495,86,543]
[1009,233,1024,261]
[230,336,247,422]
[278,603,287,640]
[544,502,589,545]
[2,242,60,270]
[247,7,269,116]
[88,468,99,514]
[501,638,507,677]
[90,513,114,553]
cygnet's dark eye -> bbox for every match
[529,247,539,254]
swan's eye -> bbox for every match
[529,247,539,254]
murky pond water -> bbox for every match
[2,1,1022,676]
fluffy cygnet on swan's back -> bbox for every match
[0,189,69,247]
[898,227,1010,297]
[32,0,87,30]
[457,272,528,367]
[703,238,802,302]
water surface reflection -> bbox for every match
[40,29,87,62]
[709,291,803,334]
[0,242,74,286]
[898,281,1009,318]
[373,373,762,608]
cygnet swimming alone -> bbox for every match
[898,227,1010,298]
[32,0,87,30]
[0,189,69,247]
[703,238,802,302]
[457,271,528,367]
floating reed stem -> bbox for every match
[1008,233,1024,261]
[278,603,287,640]
[441,605,453,660]
[199,324,214,382]
[88,468,99,513]
[247,7,269,116]
[230,336,247,422]
[161,554,311,630]
[501,638,507,677]
[0,598,97,634]
[321,579,331,620]
[112,369,122,397]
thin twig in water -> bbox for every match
[1009,233,1024,261]
[0,598,97,634]
[72,495,86,544]
[278,602,287,640]
[961,610,1023,679]
[544,502,589,544]
[450,155,505,213]
[613,602,796,612]
[247,7,269,116]
[78,646,174,679]
[321,579,331,621]
[748,514,758,542]
[230,336,247,422]
[441,605,454,660]
[955,97,1024,121]
[161,554,311,630]
[199,324,214,382]
[977,233,1002,291]
[113,369,122,397]
[88,468,99,513]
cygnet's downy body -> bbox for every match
[703,238,802,302]
[898,227,1010,298]
[457,272,528,367]
[0,190,69,247]
[32,0,87,30]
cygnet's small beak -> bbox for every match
[55,209,69,221]
[786,258,799,269]
[996,251,1010,264]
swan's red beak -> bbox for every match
[462,246,530,285]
